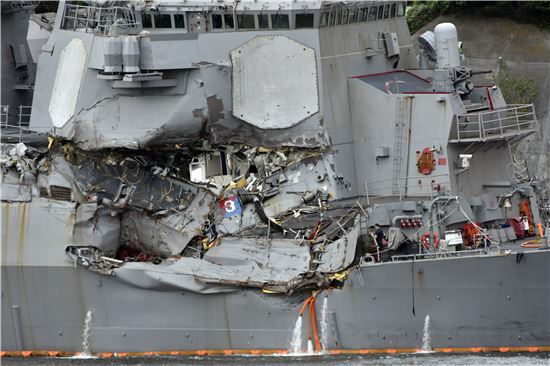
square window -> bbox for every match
[141,13,152,28]
[295,13,314,28]
[237,14,255,29]
[377,5,384,20]
[342,10,349,24]
[368,7,377,21]
[397,3,406,17]
[319,13,328,27]
[361,8,368,22]
[154,14,172,28]
[224,14,234,28]
[348,9,356,23]
[258,14,269,28]
[271,14,289,29]
[174,14,185,28]
[211,14,223,29]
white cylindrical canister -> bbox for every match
[104,37,122,73]
[122,36,140,73]
[434,22,460,68]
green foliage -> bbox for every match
[407,1,550,34]
[495,60,538,105]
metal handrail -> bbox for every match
[1,105,9,127]
[451,104,537,142]
[391,249,486,261]
[0,105,51,143]
[61,4,139,35]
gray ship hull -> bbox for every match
[2,250,548,353]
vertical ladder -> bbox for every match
[392,97,405,196]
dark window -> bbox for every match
[329,11,335,26]
[361,8,369,21]
[271,14,289,29]
[342,9,349,24]
[174,14,185,28]
[397,3,405,17]
[211,14,223,29]
[224,14,234,28]
[237,14,255,29]
[368,6,377,21]
[335,10,341,25]
[377,6,384,20]
[390,3,396,18]
[141,13,152,28]
[319,13,328,27]
[154,14,172,28]
[356,9,362,22]
[383,4,390,19]
[295,13,314,28]
[258,14,269,28]
[348,9,356,23]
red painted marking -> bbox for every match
[403,91,451,95]
[352,69,431,83]
[486,87,495,110]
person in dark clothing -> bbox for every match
[374,224,385,248]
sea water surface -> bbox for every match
[3,353,549,366]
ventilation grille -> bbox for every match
[50,185,72,201]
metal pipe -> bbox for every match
[11,305,24,350]
[391,214,423,227]
[404,96,414,197]
[427,196,459,253]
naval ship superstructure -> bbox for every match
[1,0,549,355]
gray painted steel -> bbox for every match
[1,0,549,354]
[1,251,548,352]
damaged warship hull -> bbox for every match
[2,242,548,351]
[1,0,549,354]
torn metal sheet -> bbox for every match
[121,208,210,257]
[71,204,120,252]
[80,236,311,294]
[317,216,360,273]
[0,183,31,202]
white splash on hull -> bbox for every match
[289,315,303,354]
[73,309,96,359]
[420,314,433,353]
[319,295,329,352]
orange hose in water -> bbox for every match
[299,297,313,316]
[309,298,321,352]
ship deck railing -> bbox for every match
[390,249,489,262]
[449,104,537,143]
[61,3,139,35]
[0,105,50,144]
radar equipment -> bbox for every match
[418,30,436,69]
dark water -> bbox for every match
[2,353,549,366]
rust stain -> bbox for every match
[2,203,10,264]
[17,203,28,265]
[417,270,424,288]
